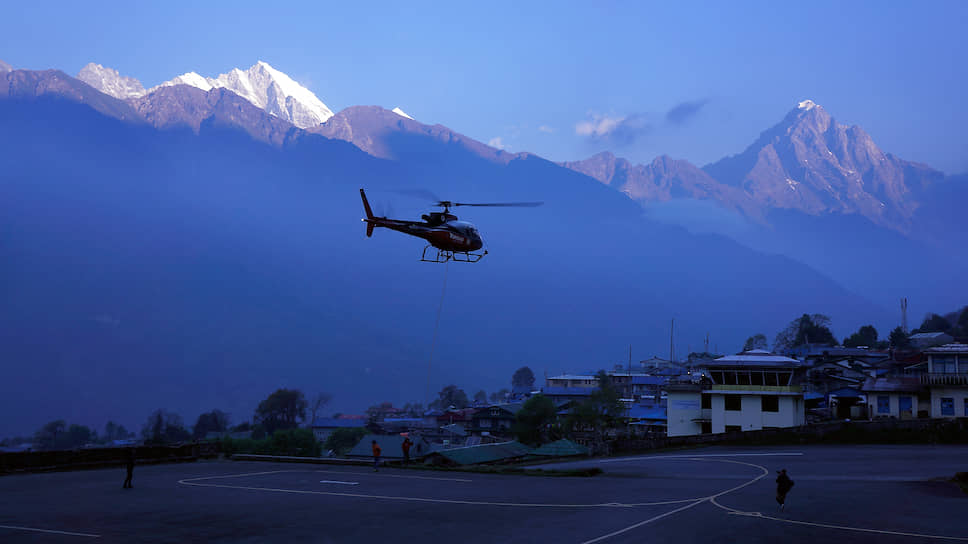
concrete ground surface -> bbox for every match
[1,444,966,543]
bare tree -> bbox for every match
[310,392,333,424]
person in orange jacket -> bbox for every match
[371,440,382,472]
[401,437,413,465]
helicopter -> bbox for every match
[359,188,542,263]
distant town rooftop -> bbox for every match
[703,349,801,368]
[924,343,968,354]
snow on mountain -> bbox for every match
[77,63,146,100]
[391,107,414,120]
[0,59,12,73]
[150,61,333,128]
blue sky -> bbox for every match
[4,0,967,173]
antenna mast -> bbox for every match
[901,297,909,333]
[670,318,676,363]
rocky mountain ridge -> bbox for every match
[563,100,944,232]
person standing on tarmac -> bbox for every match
[123,448,135,489]
[371,440,382,472]
[401,437,413,466]
[776,469,794,510]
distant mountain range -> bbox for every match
[563,100,944,234]
[0,58,963,436]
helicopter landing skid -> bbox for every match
[420,245,487,263]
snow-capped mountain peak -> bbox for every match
[77,63,146,100]
[797,99,818,111]
[391,107,414,120]
[149,61,333,128]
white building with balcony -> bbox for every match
[922,343,968,418]
[667,350,805,437]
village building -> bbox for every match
[667,350,805,437]
[310,417,367,444]
[921,343,968,418]
[861,377,925,419]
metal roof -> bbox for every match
[924,343,968,354]
[311,418,367,429]
[541,387,595,397]
[861,377,922,393]
[910,332,952,339]
[432,440,533,466]
[628,405,667,421]
[547,374,597,380]
[705,350,801,368]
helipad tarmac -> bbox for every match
[1,444,966,543]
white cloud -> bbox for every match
[488,137,507,150]
[575,112,651,145]
[538,125,554,133]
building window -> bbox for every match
[725,395,742,411]
[877,396,890,414]
[701,394,711,409]
[941,397,955,416]
[761,396,779,412]
[751,372,764,386]
[764,373,778,386]
[933,356,957,374]
[701,422,712,434]
[737,372,751,386]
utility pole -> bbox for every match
[670,318,676,363]
[627,344,632,435]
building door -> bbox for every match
[899,396,912,418]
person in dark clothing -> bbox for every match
[776,469,794,510]
[401,437,413,465]
[371,440,381,472]
[123,449,135,489]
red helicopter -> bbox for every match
[360,188,541,263]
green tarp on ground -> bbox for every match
[433,441,533,466]
[530,439,589,457]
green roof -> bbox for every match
[530,439,589,457]
[435,441,533,466]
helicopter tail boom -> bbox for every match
[360,188,376,237]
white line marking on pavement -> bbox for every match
[596,452,804,464]
[709,459,968,542]
[178,472,698,508]
[313,469,473,483]
[319,480,360,486]
[580,499,707,543]
[0,524,100,538]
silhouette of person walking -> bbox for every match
[776,469,794,510]
[123,448,135,489]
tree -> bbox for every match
[34,420,67,450]
[489,389,509,403]
[773,314,836,353]
[255,389,308,435]
[513,394,558,446]
[430,385,469,410]
[843,325,878,348]
[142,409,191,444]
[266,428,321,457]
[309,392,333,425]
[565,371,624,435]
[193,410,230,440]
[66,424,93,448]
[323,427,369,456]
[743,334,768,351]
[512,366,536,390]
[889,326,911,349]
[916,313,951,334]
[473,390,488,405]
[103,421,131,442]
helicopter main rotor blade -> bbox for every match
[393,189,442,202]
[452,201,544,207]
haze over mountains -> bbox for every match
[1,58,963,436]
